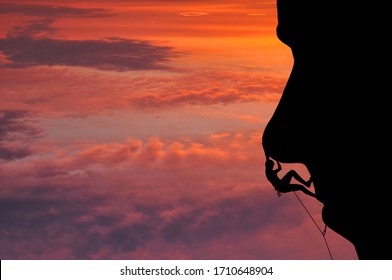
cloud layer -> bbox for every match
[0,129,352,259]
[0,20,178,71]
[0,3,112,18]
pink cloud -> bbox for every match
[0,129,357,259]
[0,67,284,116]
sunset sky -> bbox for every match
[0,1,357,259]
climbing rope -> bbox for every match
[291,191,334,260]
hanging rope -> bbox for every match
[292,191,334,260]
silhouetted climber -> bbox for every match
[265,156,315,198]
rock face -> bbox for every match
[263,1,391,259]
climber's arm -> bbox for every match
[275,160,282,172]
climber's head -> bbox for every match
[265,158,274,169]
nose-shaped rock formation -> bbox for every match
[262,1,391,259]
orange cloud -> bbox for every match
[0,67,285,116]
[80,130,262,168]
[178,12,210,17]
[209,132,231,140]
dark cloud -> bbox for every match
[0,21,178,71]
[0,179,284,259]
[0,110,43,160]
[0,144,32,160]
[0,3,112,18]
[106,223,155,253]
[0,192,107,259]
[0,185,157,259]
[161,189,299,244]
[6,18,57,38]
[0,197,66,229]
[0,110,42,141]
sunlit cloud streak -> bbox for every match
[178,12,210,17]
[0,66,284,116]
[129,81,281,108]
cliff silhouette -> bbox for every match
[262,1,391,259]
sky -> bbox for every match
[0,1,357,260]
